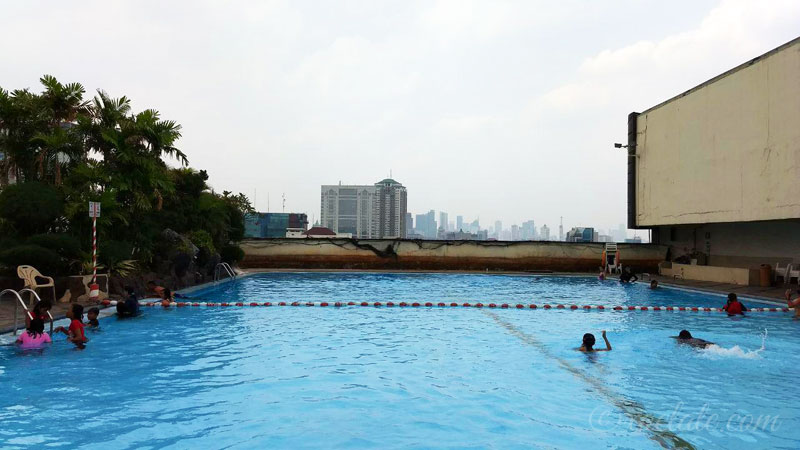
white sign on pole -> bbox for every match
[89,201,101,218]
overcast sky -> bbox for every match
[2,0,799,235]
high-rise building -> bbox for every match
[405,213,414,237]
[321,178,407,239]
[439,212,449,232]
[321,183,376,238]
[541,224,550,240]
[558,217,564,241]
[414,210,437,238]
[521,220,536,240]
[375,178,407,238]
[511,225,521,241]
[456,215,464,231]
[494,220,502,239]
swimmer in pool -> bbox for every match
[785,289,800,318]
[598,267,606,281]
[577,330,612,352]
[650,279,659,289]
[160,288,173,307]
[672,330,713,348]
[722,293,748,316]
[619,268,638,283]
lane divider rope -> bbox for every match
[100,299,792,313]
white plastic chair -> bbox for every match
[788,264,800,285]
[774,262,791,284]
[17,265,56,307]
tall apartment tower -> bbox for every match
[374,178,408,238]
[320,183,376,238]
[439,212,449,232]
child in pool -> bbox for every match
[26,299,53,328]
[86,307,100,328]
[54,303,88,349]
[722,293,748,316]
[785,289,800,318]
[577,330,612,352]
[16,317,52,349]
[671,330,713,348]
[160,288,173,307]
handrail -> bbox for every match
[19,288,54,335]
[0,289,33,336]
[214,262,236,282]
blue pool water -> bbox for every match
[1,273,798,449]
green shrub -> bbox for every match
[27,233,82,260]
[187,230,215,253]
[0,244,66,275]
[0,182,64,236]
[220,244,244,264]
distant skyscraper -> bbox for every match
[439,212,449,232]
[541,224,550,240]
[494,220,502,239]
[456,215,464,231]
[469,219,480,234]
[321,183,376,238]
[415,210,437,238]
[511,224,521,241]
[374,178,407,238]
[558,216,564,241]
[405,213,413,237]
[521,220,536,240]
[321,178,407,239]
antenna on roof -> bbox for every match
[282,193,285,213]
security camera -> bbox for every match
[614,143,623,148]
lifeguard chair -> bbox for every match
[602,243,621,274]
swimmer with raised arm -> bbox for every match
[671,330,714,348]
[577,330,612,352]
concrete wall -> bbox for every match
[240,239,667,272]
[660,263,758,286]
[654,220,800,268]
[634,38,800,227]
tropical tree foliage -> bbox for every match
[0,76,251,276]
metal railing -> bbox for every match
[214,262,237,282]
[1,289,54,336]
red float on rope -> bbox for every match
[475,303,484,308]
[387,302,395,307]
[543,304,551,309]
[101,299,111,306]
[501,304,509,308]
[321,302,328,307]
[192,303,200,307]
[437,302,445,307]
[628,306,636,311]
[412,302,421,307]
[374,302,382,307]
[400,302,408,307]
[691,307,699,311]
[347,301,356,306]
[425,302,433,307]
[516,304,524,309]
[462,303,471,307]
[335,302,342,307]
[570,305,578,310]
[264,302,272,307]
[640,306,648,311]
[613,306,622,310]
[583,305,591,310]
[278,302,286,306]
[451,302,459,307]
[557,305,565,309]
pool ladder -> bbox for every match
[1,289,54,336]
[214,262,237,282]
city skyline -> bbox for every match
[3,2,797,237]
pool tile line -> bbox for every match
[482,310,695,450]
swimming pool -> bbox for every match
[1,273,798,449]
